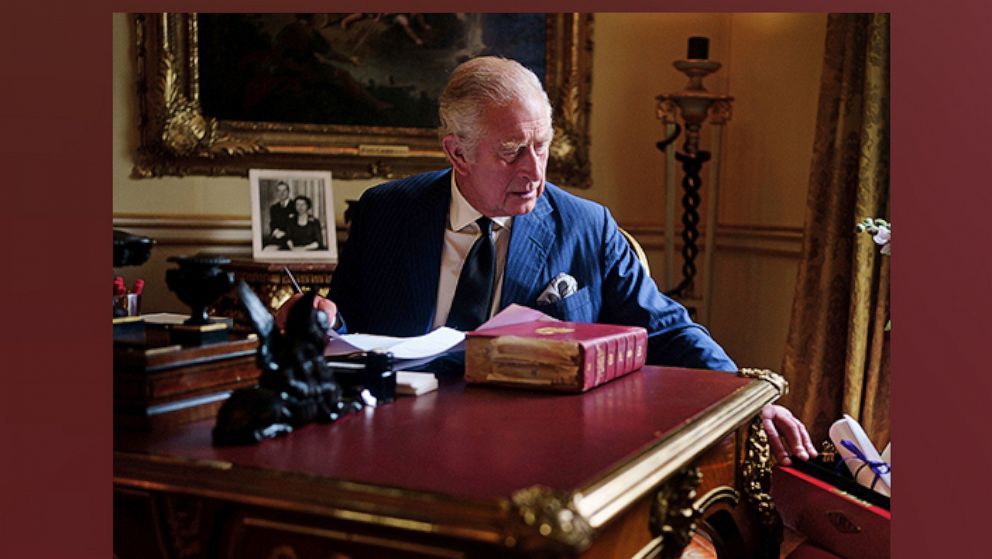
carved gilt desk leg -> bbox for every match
[648,466,704,559]
[742,417,784,559]
[510,485,594,555]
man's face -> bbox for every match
[276,184,290,201]
[454,96,552,217]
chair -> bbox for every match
[619,227,651,276]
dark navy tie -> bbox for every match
[446,217,495,331]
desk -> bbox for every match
[114,366,786,558]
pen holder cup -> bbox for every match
[115,293,141,316]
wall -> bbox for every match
[112,12,826,369]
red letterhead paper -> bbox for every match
[464,321,648,392]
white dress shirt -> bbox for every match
[432,172,512,329]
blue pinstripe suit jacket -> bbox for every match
[329,169,736,371]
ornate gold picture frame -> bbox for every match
[132,13,594,187]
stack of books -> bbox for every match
[114,334,260,430]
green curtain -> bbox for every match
[780,13,890,448]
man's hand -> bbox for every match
[761,404,817,466]
[275,293,339,331]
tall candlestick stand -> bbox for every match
[656,37,733,323]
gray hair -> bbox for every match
[438,57,552,159]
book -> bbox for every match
[464,321,647,392]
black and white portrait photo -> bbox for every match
[250,169,337,262]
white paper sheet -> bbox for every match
[325,327,465,360]
[829,414,891,497]
[323,304,559,363]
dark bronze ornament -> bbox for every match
[212,283,360,446]
[648,466,704,559]
[165,255,234,326]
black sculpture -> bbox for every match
[212,281,357,446]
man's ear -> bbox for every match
[441,134,471,175]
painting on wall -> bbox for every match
[133,13,594,187]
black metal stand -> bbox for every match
[665,149,710,299]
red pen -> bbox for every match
[114,276,126,296]
[133,279,145,296]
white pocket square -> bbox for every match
[537,273,579,304]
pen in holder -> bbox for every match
[115,293,141,316]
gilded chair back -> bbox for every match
[619,228,651,276]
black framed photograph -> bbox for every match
[132,13,593,187]
[250,169,337,262]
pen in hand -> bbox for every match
[284,266,303,294]
[282,265,339,330]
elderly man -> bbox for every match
[283,56,816,465]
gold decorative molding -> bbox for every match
[656,98,681,125]
[708,99,733,125]
[573,376,780,529]
[115,451,510,547]
[694,485,740,512]
[648,466,703,559]
[546,14,594,188]
[132,13,594,187]
[510,485,594,552]
[739,368,789,397]
[741,417,781,529]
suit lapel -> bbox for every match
[501,187,555,307]
[402,171,450,332]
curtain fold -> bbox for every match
[781,13,890,448]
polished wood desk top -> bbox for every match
[117,367,750,500]
[114,366,786,558]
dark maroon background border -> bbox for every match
[1,1,984,557]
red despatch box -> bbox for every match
[785,542,843,558]
[772,465,890,559]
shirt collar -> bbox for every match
[449,170,511,232]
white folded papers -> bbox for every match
[829,414,891,497]
[395,372,438,396]
[325,327,465,361]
